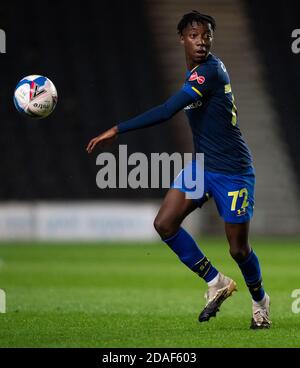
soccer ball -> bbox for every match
[13,75,58,119]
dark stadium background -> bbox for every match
[0,0,299,235]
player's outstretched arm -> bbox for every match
[86,88,197,153]
[117,89,194,134]
[86,126,118,153]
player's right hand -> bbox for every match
[86,126,118,153]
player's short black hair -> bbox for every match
[177,10,216,35]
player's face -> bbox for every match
[180,21,213,66]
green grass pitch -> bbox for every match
[0,238,299,348]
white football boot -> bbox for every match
[250,293,272,329]
[199,273,237,322]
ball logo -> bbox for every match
[33,103,50,109]
[30,82,46,101]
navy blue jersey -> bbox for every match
[182,53,253,173]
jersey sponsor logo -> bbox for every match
[188,71,205,85]
[184,100,203,110]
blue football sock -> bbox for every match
[163,227,218,283]
[237,250,265,301]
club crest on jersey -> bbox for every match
[189,71,205,85]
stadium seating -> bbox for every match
[0,0,175,200]
[146,0,300,234]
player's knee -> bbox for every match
[229,246,251,263]
[153,216,178,239]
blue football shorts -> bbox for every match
[171,160,255,224]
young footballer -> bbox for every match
[87,11,271,329]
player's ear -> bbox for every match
[180,35,184,45]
